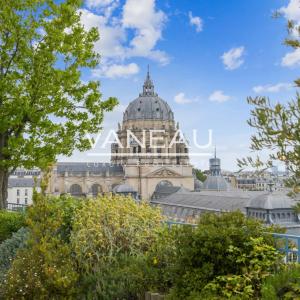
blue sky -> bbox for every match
[63,0,300,171]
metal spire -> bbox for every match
[142,65,155,96]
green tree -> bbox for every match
[237,17,300,197]
[193,168,207,182]
[0,0,117,209]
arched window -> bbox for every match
[70,184,82,196]
[156,180,173,190]
[91,184,102,197]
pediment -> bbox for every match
[146,167,182,178]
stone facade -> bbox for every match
[47,70,194,201]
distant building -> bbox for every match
[236,178,256,191]
[7,171,41,210]
[246,191,300,226]
[202,149,229,191]
[47,70,194,200]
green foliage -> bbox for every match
[143,226,178,294]
[0,210,26,243]
[147,212,283,299]
[71,194,164,299]
[238,96,300,196]
[202,237,282,299]
[0,196,287,299]
[261,264,300,300]
[193,168,207,182]
[78,254,149,300]
[0,227,28,289]
[238,14,300,196]
[2,193,81,299]
[0,0,117,208]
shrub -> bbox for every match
[261,264,300,300]
[0,227,29,289]
[146,212,283,299]
[2,193,81,299]
[201,237,282,299]
[0,210,26,243]
[143,226,178,294]
[77,253,149,300]
[71,194,164,299]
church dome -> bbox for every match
[202,175,229,191]
[123,69,174,122]
[202,148,229,191]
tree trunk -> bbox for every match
[0,169,9,209]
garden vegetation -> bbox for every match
[0,192,299,299]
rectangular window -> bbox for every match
[157,148,162,158]
[25,198,28,205]
[25,189,28,196]
[17,189,20,196]
[17,198,20,204]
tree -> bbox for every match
[237,17,300,197]
[0,0,117,208]
[193,168,207,182]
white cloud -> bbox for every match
[79,0,169,75]
[174,92,197,104]
[79,9,126,59]
[253,82,293,93]
[281,48,300,67]
[92,63,139,78]
[280,0,300,23]
[279,1,300,65]
[122,0,169,64]
[188,11,203,32]
[209,90,231,103]
[86,0,115,9]
[221,46,245,70]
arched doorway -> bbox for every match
[91,184,102,197]
[70,184,82,197]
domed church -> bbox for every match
[48,70,194,200]
[111,68,193,199]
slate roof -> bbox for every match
[56,162,124,176]
[246,192,299,210]
[151,190,261,213]
[8,178,39,188]
[124,96,174,122]
[202,175,229,191]
[123,70,174,122]
[152,185,190,200]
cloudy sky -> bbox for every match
[62,0,300,171]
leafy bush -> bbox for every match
[143,226,178,294]
[201,237,282,299]
[71,194,163,299]
[261,264,300,300]
[146,212,283,299]
[0,210,26,243]
[0,227,28,287]
[2,193,81,299]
